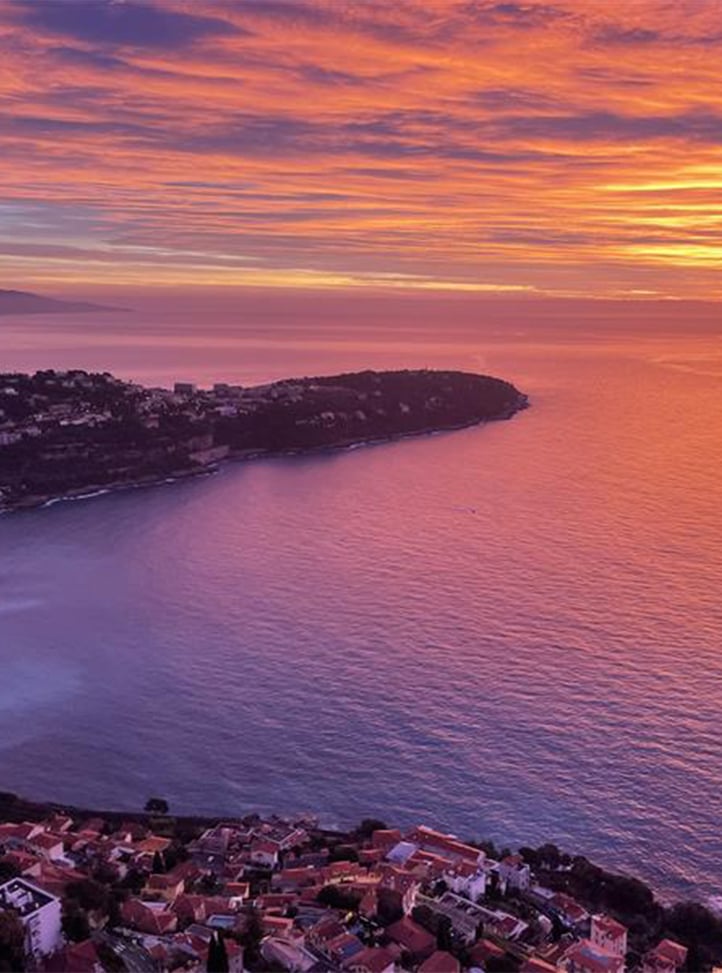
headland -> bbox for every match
[0,368,528,512]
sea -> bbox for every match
[1,289,721,907]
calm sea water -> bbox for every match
[1,293,721,904]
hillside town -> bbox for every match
[0,799,714,973]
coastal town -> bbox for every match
[0,796,717,973]
[0,368,527,512]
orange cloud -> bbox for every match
[2,0,722,297]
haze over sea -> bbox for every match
[1,291,721,906]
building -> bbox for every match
[498,854,531,892]
[249,838,281,868]
[642,940,688,973]
[562,940,625,973]
[173,382,196,395]
[591,915,628,958]
[0,877,62,961]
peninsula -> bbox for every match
[0,368,528,512]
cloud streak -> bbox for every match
[2,0,722,297]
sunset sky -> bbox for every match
[3,0,722,298]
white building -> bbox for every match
[443,860,487,901]
[0,877,62,961]
[498,854,531,892]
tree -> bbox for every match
[144,797,169,815]
[317,885,361,911]
[518,847,540,868]
[0,863,19,885]
[65,878,109,914]
[0,910,25,972]
[240,908,264,968]
[329,844,359,863]
[354,819,388,840]
[207,931,229,973]
[537,843,561,870]
[62,901,90,943]
[436,915,454,953]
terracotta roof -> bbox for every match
[385,916,436,955]
[593,914,627,938]
[418,949,461,972]
[520,957,558,973]
[564,941,624,973]
[405,826,482,864]
[147,872,184,891]
[44,939,102,972]
[647,939,688,968]
[551,891,589,923]
[468,939,505,964]
[371,829,402,849]
[251,839,280,855]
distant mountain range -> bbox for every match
[0,289,126,315]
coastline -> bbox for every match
[1,389,529,516]
[0,788,720,971]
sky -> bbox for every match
[2,0,722,298]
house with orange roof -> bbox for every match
[419,949,461,972]
[384,915,436,962]
[256,892,299,913]
[261,914,295,938]
[325,930,365,966]
[249,838,280,868]
[134,834,171,855]
[43,815,74,835]
[120,897,177,935]
[371,829,402,852]
[144,870,186,903]
[171,893,207,925]
[0,822,45,843]
[550,891,590,929]
[43,938,104,973]
[404,826,484,867]
[28,833,66,862]
[273,865,323,890]
[591,915,628,959]
[33,861,86,898]
[642,939,688,973]
[307,915,346,948]
[562,940,625,973]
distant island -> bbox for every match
[0,368,528,512]
[0,790,719,972]
[0,289,126,315]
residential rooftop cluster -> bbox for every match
[0,805,702,973]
